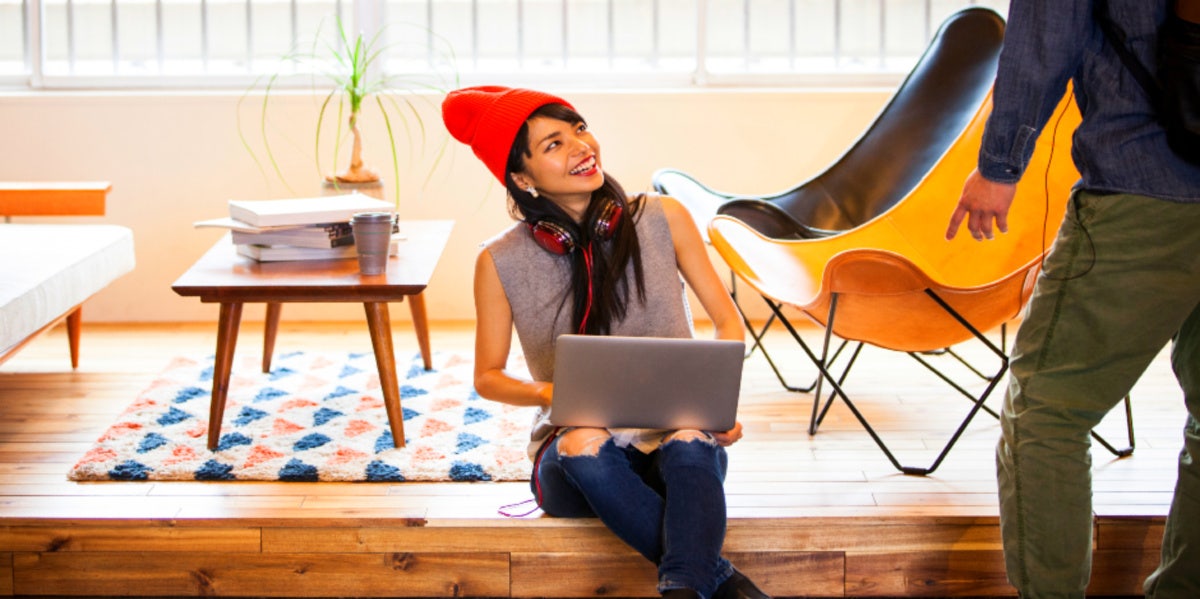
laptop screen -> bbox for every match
[549,335,745,430]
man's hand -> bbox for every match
[946,169,1019,241]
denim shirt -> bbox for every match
[982,0,1200,202]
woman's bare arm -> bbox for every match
[660,195,744,343]
[472,249,553,408]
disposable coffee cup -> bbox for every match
[351,212,394,275]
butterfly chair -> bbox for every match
[708,91,1135,476]
[653,7,1006,392]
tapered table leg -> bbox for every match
[66,307,82,370]
[408,292,432,371]
[262,302,282,373]
[208,302,243,451]
[364,301,405,448]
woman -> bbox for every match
[441,86,769,599]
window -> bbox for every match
[5,0,1009,90]
[0,0,26,80]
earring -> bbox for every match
[526,186,539,199]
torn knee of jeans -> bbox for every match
[664,429,715,445]
[557,429,612,457]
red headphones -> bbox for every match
[528,199,623,255]
[527,198,624,334]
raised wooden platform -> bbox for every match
[0,319,1180,597]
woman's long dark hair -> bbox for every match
[504,103,646,335]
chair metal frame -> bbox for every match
[763,289,1135,476]
[730,276,843,393]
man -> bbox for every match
[944,2,1200,598]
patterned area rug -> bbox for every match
[69,351,538,482]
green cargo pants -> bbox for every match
[998,189,1200,599]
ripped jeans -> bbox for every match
[534,433,734,597]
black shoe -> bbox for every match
[713,568,770,599]
[661,589,702,599]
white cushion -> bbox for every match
[0,224,135,353]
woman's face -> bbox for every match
[517,115,604,211]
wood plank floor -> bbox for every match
[0,316,1184,598]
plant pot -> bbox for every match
[322,179,384,201]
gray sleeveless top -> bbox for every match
[483,194,694,458]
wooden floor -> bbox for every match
[0,316,1184,598]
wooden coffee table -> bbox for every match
[172,220,453,451]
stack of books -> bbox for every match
[194,193,398,262]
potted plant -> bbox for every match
[239,16,457,209]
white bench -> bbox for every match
[0,183,135,368]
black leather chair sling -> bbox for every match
[653,8,1004,391]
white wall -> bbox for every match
[0,88,890,324]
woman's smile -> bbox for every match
[569,155,599,176]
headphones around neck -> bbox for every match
[528,199,623,255]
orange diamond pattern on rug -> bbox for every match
[68,351,537,482]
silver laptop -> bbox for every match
[549,335,745,431]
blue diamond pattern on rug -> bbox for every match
[68,351,537,482]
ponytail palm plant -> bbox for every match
[324,26,387,185]
[240,17,457,208]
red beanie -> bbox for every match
[442,85,574,185]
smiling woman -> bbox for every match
[440,85,764,599]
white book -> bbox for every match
[226,193,393,227]
[230,222,356,249]
[193,216,289,233]
[236,235,402,263]
[236,244,356,262]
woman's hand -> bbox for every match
[710,421,744,447]
[536,381,554,408]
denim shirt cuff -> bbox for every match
[978,120,1038,184]
[978,158,1024,184]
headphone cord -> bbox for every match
[498,427,561,518]
[1041,98,1096,282]
[578,243,596,334]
